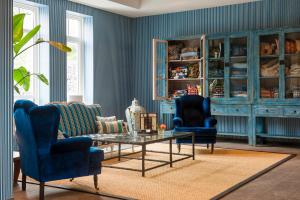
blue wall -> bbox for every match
[24,0,300,119]
[29,0,133,118]
[0,0,13,198]
[131,0,300,116]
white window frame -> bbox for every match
[14,2,40,102]
[66,13,85,96]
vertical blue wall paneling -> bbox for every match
[131,0,300,130]
[28,0,133,119]
[0,0,13,199]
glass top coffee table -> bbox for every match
[83,131,195,177]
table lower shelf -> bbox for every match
[102,147,194,177]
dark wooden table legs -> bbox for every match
[118,143,121,161]
[142,144,146,177]
[169,139,173,167]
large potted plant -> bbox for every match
[13,13,71,94]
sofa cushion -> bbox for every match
[96,120,127,134]
[53,103,102,137]
[96,116,117,122]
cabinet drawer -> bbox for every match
[284,108,300,117]
[254,107,283,116]
[160,102,176,114]
[211,105,227,115]
[227,106,250,116]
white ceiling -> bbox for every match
[70,0,259,18]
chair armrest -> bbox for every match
[173,117,183,127]
[204,117,217,128]
[50,137,92,154]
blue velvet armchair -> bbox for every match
[14,100,104,200]
[173,95,217,153]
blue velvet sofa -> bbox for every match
[173,95,217,153]
[14,100,104,200]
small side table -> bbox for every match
[13,151,20,186]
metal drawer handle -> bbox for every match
[236,109,239,112]
[265,109,269,112]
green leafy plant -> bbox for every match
[13,13,71,94]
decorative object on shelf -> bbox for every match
[168,44,182,60]
[140,113,157,133]
[180,47,199,60]
[197,85,202,95]
[187,63,199,78]
[285,39,297,54]
[288,63,300,76]
[292,87,300,98]
[260,88,278,98]
[169,67,187,79]
[231,82,247,97]
[295,40,300,52]
[125,98,146,132]
[210,42,223,58]
[173,89,187,98]
[260,59,279,77]
[187,84,199,95]
[209,80,224,98]
[260,38,279,55]
[260,42,272,55]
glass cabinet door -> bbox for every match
[229,37,248,98]
[199,35,206,96]
[152,39,168,100]
[284,32,300,99]
[207,38,225,98]
[259,34,280,98]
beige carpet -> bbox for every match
[42,144,290,200]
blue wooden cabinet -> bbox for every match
[153,27,300,145]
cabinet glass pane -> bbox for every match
[229,37,248,97]
[167,39,201,98]
[285,32,300,98]
[209,79,224,98]
[154,41,167,99]
[259,34,279,98]
[208,60,224,77]
[208,39,224,78]
[230,79,247,97]
[208,39,224,98]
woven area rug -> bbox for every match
[29,144,292,200]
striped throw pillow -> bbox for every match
[96,120,127,134]
[53,102,102,137]
[96,116,116,122]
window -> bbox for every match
[67,13,85,97]
[13,2,40,102]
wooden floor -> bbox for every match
[13,183,117,200]
[13,141,300,200]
